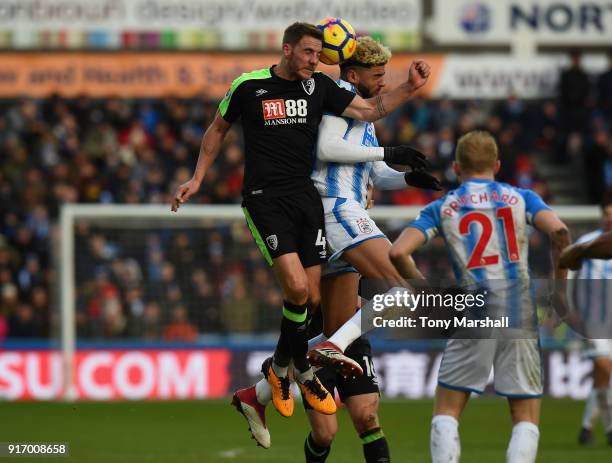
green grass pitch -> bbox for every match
[0,398,610,462]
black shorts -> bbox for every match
[242,185,327,268]
[303,337,379,410]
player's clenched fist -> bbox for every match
[171,178,201,212]
[407,60,431,92]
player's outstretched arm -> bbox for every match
[317,115,381,162]
[317,115,428,169]
[171,112,231,212]
[341,60,430,122]
[560,231,612,270]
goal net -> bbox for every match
[57,204,601,400]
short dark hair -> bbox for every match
[339,61,368,80]
[282,22,323,46]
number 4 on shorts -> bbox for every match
[315,229,326,248]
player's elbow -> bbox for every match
[317,138,341,162]
[550,227,571,250]
[359,108,378,123]
[317,143,334,162]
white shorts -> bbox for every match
[437,338,543,397]
[583,339,612,358]
[322,197,386,261]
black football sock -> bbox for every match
[279,300,310,372]
[272,302,292,371]
[361,427,390,462]
[304,432,331,462]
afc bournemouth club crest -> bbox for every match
[266,234,278,250]
[302,78,315,95]
[356,218,373,234]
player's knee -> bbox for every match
[354,413,379,435]
[311,424,337,447]
[353,411,380,435]
[284,277,309,304]
[508,399,539,425]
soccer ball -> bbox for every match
[316,18,357,65]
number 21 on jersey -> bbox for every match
[459,206,520,269]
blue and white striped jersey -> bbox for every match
[311,80,382,207]
[409,179,551,327]
[570,230,612,324]
[409,179,550,283]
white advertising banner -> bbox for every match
[0,0,421,32]
[432,0,612,45]
[433,54,608,99]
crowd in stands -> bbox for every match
[0,55,610,339]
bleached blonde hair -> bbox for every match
[343,36,391,68]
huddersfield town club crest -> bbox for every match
[302,78,315,95]
[356,218,373,234]
[266,235,278,250]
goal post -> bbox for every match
[58,203,602,400]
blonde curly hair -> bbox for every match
[344,36,392,68]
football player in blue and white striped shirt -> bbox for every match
[565,199,612,445]
[388,131,570,463]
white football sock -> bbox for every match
[326,311,362,352]
[255,333,328,405]
[255,378,272,405]
[327,286,407,352]
[431,415,460,463]
[308,333,327,350]
[582,389,599,430]
[596,388,612,432]
[506,421,539,463]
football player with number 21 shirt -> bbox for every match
[171,22,431,419]
[388,131,570,463]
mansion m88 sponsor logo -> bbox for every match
[262,98,308,125]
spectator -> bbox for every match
[585,130,610,204]
[128,301,163,340]
[558,50,591,162]
[597,50,612,119]
[220,275,257,334]
[9,303,40,337]
[164,304,198,341]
